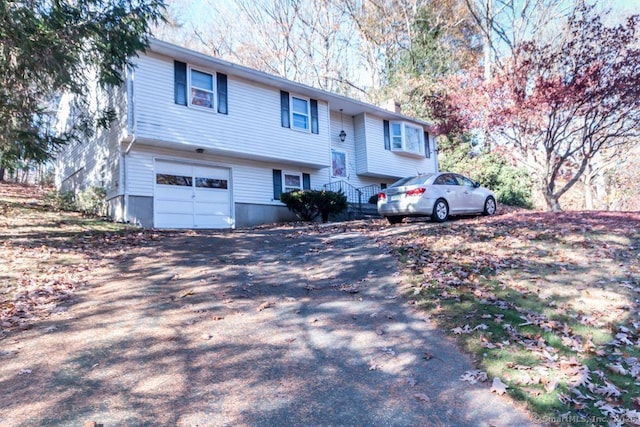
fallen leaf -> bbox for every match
[460,370,488,384]
[257,301,275,312]
[179,289,194,298]
[414,393,430,403]
[490,377,509,395]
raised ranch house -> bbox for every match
[55,39,439,229]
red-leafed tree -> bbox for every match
[429,3,640,211]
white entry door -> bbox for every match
[154,160,232,229]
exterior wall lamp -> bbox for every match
[339,109,347,142]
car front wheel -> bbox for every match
[386,215,404,224]
[432,199,449,222]
[483,196,497,216]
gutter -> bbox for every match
[122,66,137,224]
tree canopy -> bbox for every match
[427,3,640,211]
[0,0,166,179]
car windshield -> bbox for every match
[390,174,434,188]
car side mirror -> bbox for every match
[474,181,480,188]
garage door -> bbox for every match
[154,160,232,229]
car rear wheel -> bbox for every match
[432,199,449,222]
[386,216,404,224]
[483,196,496,216]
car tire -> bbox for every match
[432,199,449,222]
[483,196,497,216]
[386,216,404,224]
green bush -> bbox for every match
[438,137,533,208]
[280,189,347,223]
[43,190,77,211]
[76,186,108,216]
[43,186,108,216]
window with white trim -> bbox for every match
[283,172,303,192]
[190,68,214,109]
[291,96,310,131]
[391,123,402,150]
[390,122,425,155]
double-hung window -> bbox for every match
[280,91,319,134]
[190,69,214,109]
[283,172,303,192]
[391,123,403,150]
[174,61,228,114]
[291,97,310,131]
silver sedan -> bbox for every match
[377,172,497,224]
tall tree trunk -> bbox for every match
[483,0,493,81]
[0,167,4,182]
[544,189,563,212]
[584,166,594,210]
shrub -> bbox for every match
[76,186,108,216]
[280,189,347,223]
[43,186,108,216]
[438,137,533,208]
[43,190,77,211]
[314,190,348,222]
[279,190,318,222]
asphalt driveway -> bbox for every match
[1,223,537,426]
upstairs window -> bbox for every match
[190,69,214,108]
[291,97,309,130]
[280,91,319,134]
[174,61,228,114]
[387,121,425,156]
[391,123,402,150]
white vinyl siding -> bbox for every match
[126,144,325,206]
[55,83,127,199]
[133,53,330,168]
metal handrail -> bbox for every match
[322,181,382,218]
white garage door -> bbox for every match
[154,160,232,229]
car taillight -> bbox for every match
[406,188,426,197]
[378,192,387,201]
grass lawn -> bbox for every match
[374,210,640,426]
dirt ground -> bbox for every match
[1,223,537,426]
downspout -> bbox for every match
[123,66,137,224]
[432,133,439,173]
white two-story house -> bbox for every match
[55,39,438,229]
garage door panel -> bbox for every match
[156,199,193,213]
[156,160,192,176]
[156,186,193,199]
[194,189,228,202]
[194,166,228,179]
[194,202,229,215]
[155,213,195,229]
